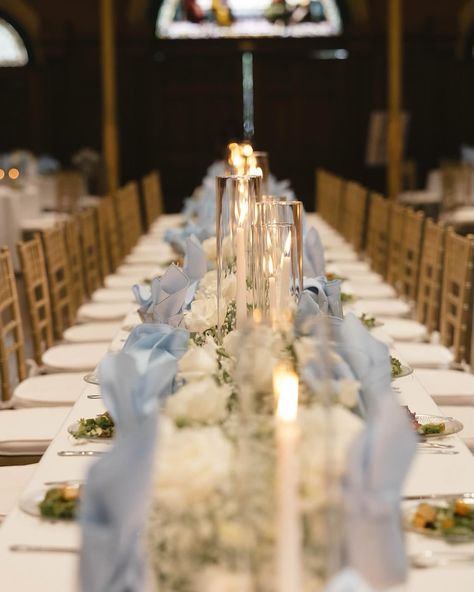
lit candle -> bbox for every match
[236,226,247,329]
[273,365,301,592]
[235,190,248,329]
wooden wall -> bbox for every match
[0,0,472,211]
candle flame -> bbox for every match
[273,365,299,422]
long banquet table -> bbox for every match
[0,213,473,591]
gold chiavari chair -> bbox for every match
[415,220,446,333]
[78,208,102,296]
[142,170,164,229]
[95,199,112,279]
[439,231,474,364]
[41,226,75,339]
[327,173,345,233]
[104,197,123,272]
[17,236,55,366]
[0,247,70,465]
[64,216,86,313]
[0,248,27,402]
[365,192,390,276]
[56,170,85,213]
[386,203,406,287]
[315,168,330,221]
[116,181,143,254]
[398,208,425,301]
[342,181,368,252]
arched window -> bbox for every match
[157,0,343,39]
[0,16,29,66]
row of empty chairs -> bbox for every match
[316,168,474,450]
[0,171,165,522]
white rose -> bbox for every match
[299,404,362,508]
[337,378,361,408]
[184,295,218,333]
[194,566,252,592]
[222,329,240,358]
[178,337,218,382]
[165,377,230,424]
[155,426,233,510]
[293,336,318,369]
[198,269,218,296]
[202,236,217,262]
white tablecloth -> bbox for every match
[0,214,473,591]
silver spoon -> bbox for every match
[57,450,105,457]
[418,449,459,455]
[87,394,102,400]
[419,442,455,449]
[10,544,79,554]
[410,549,474,569]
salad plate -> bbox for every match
[415,413,463,439]
[403,495,474,542]
[67,412,115,441]
[20,485,81,521]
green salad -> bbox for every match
[390,356,403,378]
[341,292,354,303]
[359,313,377,329]
[39,486,81,520]
[411,499,474,540]
[71,411,115,439]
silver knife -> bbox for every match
[10,544,79,554]
[57,450,105,457]
[403,493,474,501]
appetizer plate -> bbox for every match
[392,364,413,381]
[416,414,463,439]
[83,372,100,386]
[403,495,474,542]
[19,486,79,521]
[67,421,113,442]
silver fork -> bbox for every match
[10,544,79,554]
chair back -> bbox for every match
[439,231,474,364]
[41,226,75,339]
[104,197,123,270]
[366,192,390,276]
[64,215,86,312]
[116,181,142,254]
[327,173,345,232]
[17,235,56,365]
[416,220,446,333]
[386,203,406,287]
[79,208,102,296]
[0,248,27,401]
[95,200,112,278]
[440,161,473,212]
[57,171,85,213]
[142,170,164,228]
[342,181,368,252]
[398,208,425,301]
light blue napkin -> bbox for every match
[324,569,373,592]
[303,276,343,319]
[304,226,325,277]
[335,313,392,417]
[164,223,211,255]
[80,352,173,592]
[133,264,190,326]
[343,393,417,589]
[122,323,189,379]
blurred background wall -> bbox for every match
[0,0,472,210]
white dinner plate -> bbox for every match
[20,486,80,521]
[42,343,108,372]
[77,302,132,322]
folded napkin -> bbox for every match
[304,226,325,277]
[324,569,374,592]
[335,313,392,418]
[343,393,417,589]
[80,352,173,592]
[133,264,190,326]
[164,222,211,255]
[122,323,189,381]
[303,276,343,319]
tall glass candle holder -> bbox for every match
[254,200,304,302]
[252,222,301,329]
[216,174,261,336]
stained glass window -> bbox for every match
[157,0,342,39]
[0,16,28,67]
